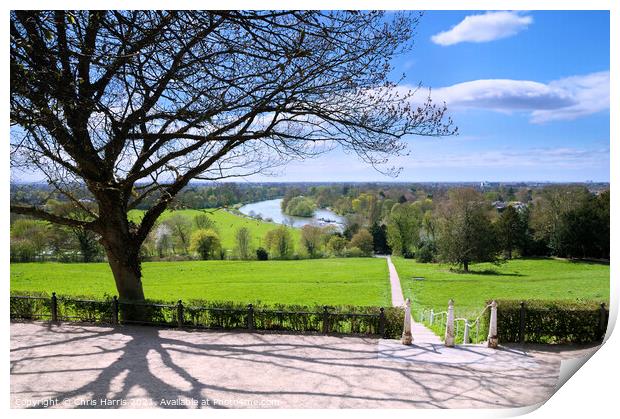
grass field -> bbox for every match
[128,208,301,250]
[11,258,389,307]
[392,257,610,318]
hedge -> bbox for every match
[10,291,404,339]
[483,299,608,344]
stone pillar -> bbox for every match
[401,298,413,345]
[445,299,455,347]
[463,321,470,344]
[487,300,498,348]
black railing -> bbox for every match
[10,293,389,338]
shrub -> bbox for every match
[383,306,405,339]
[326,235,347,256]
[10,291,403,338]
[416,239,437,263]
[344,246,363,258]
[482,299,608,344]
[349,229,374,256]
[256,247,269,260]
[190,229,221,260]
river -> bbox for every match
[238,198,345,230]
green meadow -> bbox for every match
[392,257,610,317]
[11,258,390,307]
[128,208,301,250]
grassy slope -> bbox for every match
[392,257,610,318]
[128,208,302,250]
[11,258,390,307]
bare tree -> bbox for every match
[10,11,455,301]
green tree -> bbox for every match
[46,199,103,262]
[436,188,499,272]
[386,203,421,257]
[164,214,193,255]
[284,196,316,217]
[554,191,610,259]
[529,186,592,257]
[234,227,253,260]
[10,219,50,261]
[369,222,390,254]
[264,226,294,259]
[300,225,325,258]
[190,229,221,260]
[157,231,174,258]
[194,213,217,230]
[496,206,527,259]
[326,235,348,256]
[349,229,374,256]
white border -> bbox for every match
[3,2,616,418]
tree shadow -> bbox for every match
[448,268,524,277]
[10,322,577,409]
[567,258,610,266]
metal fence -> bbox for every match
[10,293,387,337]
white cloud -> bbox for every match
[530,71,610,123]
[429,71,609,123]
[431,11,533,46]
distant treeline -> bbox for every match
[10,182,609,265]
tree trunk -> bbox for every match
[105,241,145,301]
[463,260,469,272]
[96,192,146,302]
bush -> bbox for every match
[190,229,221,260]
[349,229,374,256]
[10,291,403,337]
[326,235,347,256]
[264,226,294,259]
[256,247,269,260]
[483,299,608,344]
[402,249,415,259]
[416,240,437,263]
[344,246,363,258]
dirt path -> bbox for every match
[10,322,599,409]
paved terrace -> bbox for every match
[11,322,599,409]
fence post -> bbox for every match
[487,300,498,348]
[177,300,184,328]
[519,301,526,344]
[463,322,470,344]
[401,298,412,345]
[379,307,386,338]
[247,304,254,330]
[599,303,607,340]
[429,309,434,325]
[112,296,119,325]
[445,299,455,347]
[51,292,58,323]
[322,306,329,334]
[475,319,480,342]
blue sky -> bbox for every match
[266,10,610,182]
[14,11,610,184]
